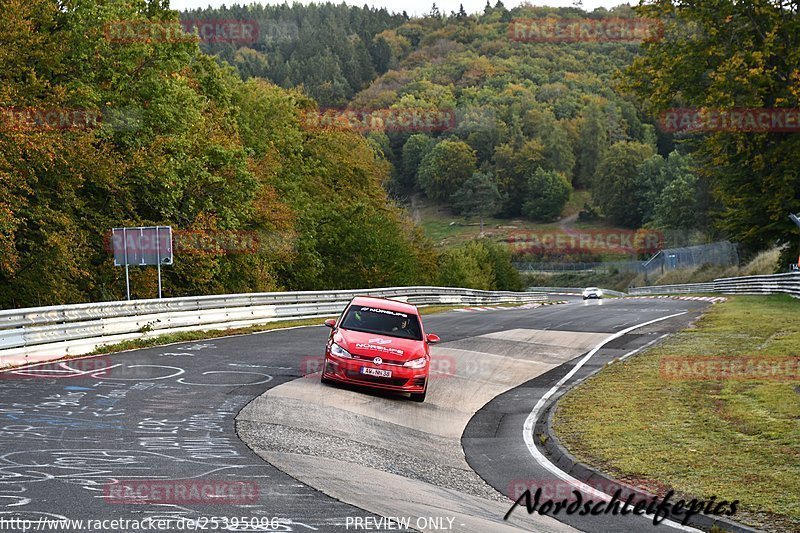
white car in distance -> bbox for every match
[582,287,603,300]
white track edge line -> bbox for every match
[521,311,701,532]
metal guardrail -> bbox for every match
[535,272,800,298]
[526,287,627,297]
[0,287,549,365]
[628,272,800,297]
[627,282,716,295]
[714,272,800,296]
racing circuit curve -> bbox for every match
[0,296,716,532]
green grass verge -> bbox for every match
[553,295,800,532]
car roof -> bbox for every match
[350,296,419,315]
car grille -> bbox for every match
[351,354,406,366]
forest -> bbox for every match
[187,2,696,232]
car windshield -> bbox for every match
[340,305,422,341]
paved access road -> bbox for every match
[0,296,711,532]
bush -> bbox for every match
[437,239,522,291]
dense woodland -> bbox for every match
[1,0,798,308]
[188,2,698,232]
[0,0,526,308]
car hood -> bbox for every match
[334,329,426,362]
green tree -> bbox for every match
[573,102,608,189]
[636,154,668,225]
[493,139,547,217]
[451,171,502,233]
[417,140,477,202]
[592,141,655,228]
[521,168,572,222]
[523,109,575,180]
[649,151,700,230]
[651,173,698,231]
[400,134,437,190]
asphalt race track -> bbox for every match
[0,296,713,532]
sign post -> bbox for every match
[790,214,800,270]
[123,228,131,300]
[112,226,173,300]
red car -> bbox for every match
[320,296,440,402]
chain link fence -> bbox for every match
[642,241,738,282]
[515,241,739,281]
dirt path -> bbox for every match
[558,212,579,230]
[410,193,422,224]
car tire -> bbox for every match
[320,359,333,385]
[410,387,427,403]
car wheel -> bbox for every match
[320,359,332,385]
[410,387,427,403]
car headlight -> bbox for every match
[403,357,427,369]
[329,342,352,359]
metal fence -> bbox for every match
[515,241,739,279]
[0,286,549,368]
[514,261,645,274]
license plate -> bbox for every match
[360,367,391,378]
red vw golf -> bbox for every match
[320,296,440,402]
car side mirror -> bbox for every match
[426,333,440,344]
[324,319,337,329]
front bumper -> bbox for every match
[322,353,427,392]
